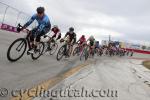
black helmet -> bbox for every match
[81,35,85,38]
[37,7,45,14]
[69,27,74,32]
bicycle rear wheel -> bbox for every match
[31,42,45,60]
[49,42,58,55]
[7,38,27,62]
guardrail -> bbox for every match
[125,48,150,54]
[0,1,37,32]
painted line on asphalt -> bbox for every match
[11,60,93,100]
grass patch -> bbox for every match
[143,61,150,70]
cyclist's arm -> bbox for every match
[77,37,82,43]
[74,34,77,43]
[71,39,74,44]
[64,32,68,39]
[70,34,76,44]
[76,39,80,43]
[23,14,36,28]
[56,31,61,40]
[56,34,61,40]
[94,40,96,46]
[86,38,90,42]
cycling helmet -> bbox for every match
[81,35,85,38]
[69,27,74,32]
[89,35,94,39]
[37,7,45,14]
[53,25,58,28]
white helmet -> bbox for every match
[53,25,58,28]
[89,35,94,39]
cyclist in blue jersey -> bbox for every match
[17,7,51,54]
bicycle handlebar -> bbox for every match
[17,23,29,33]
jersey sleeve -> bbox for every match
[24,14,36,28]
[65,32,69,37]
[74,33,76,38]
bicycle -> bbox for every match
[72,43,82,56]
[7,24,45,62]
[56,35,73,61]
[80,44,89,61]
[41,35,58,55]
[88,46,95,58]
[95,47,103,56]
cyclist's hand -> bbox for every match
[17,27,23,32]
[43,35,47,38]
[75,42,78,45]
[92,46,95,49]
[60,38,64,43]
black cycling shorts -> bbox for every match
[30,27,50,42]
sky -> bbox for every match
[0,0,150,45]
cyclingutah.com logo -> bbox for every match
[0,88,9,97]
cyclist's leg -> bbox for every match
[28,28,38,53]
[64,39,69,56]
[79,43,82,53]
[66,38,73,57]
[48,34,55,45]
[90,41,93,53]
[88,42,91,54]
[69,39,73,56]
[36,28,50,44]
[35,28,50,52]
[46,36,55,51]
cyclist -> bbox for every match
[62,27,76,57]
[87,35,96,55]
[76,35,87,54]
[46,25,61,51]
[87,35,95,48]
[77,35,86,46]
[17,7,51,54]
[51,25,61,40]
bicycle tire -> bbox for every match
[7,38,27,62]
[50,43,58,55]
[31,42,45,60]
[56,45,65,61]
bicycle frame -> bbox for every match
[62,35,73,56]
[14,30,30,53]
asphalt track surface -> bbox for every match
[0,30,150,100]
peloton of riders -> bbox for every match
[17,6,132,58]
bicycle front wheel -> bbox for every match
[80,48,88,61]
[73,47,79,56]
[7,38,27,62]
[56,45,65,61]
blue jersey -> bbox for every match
[24,14,51,32]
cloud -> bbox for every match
[0,0,149,45]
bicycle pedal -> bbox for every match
[27,51,31,55]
